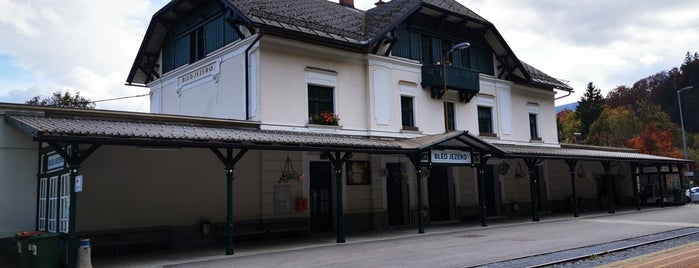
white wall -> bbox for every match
[148,37,256,120]
[0,107,38,238]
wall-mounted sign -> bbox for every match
[274,185,291,213]
[176,60,219,88]
[430,149,471,165]
[47,154,64,171]
[75,175,83,192]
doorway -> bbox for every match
[483,165,502,216]
[386,163,407,225]
[310,162,333,231]
[428,166,454,221]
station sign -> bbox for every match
[430,149,472,165]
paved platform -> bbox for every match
[93,205,699,267]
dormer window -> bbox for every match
[162,15,240,74]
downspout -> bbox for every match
[245,32,263,120]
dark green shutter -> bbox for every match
[452,50,462,67]
[409,32,421,61]
[204,16,224,54]
[393,25,411,58]
[431,38,442,64]
[174,34,190,68]
[162,38,174,73]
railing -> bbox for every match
[421,65,480,99]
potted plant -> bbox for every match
[309,111,340,125]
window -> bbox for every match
[529,113,540,140]
[47,176,58,233]
[444,102,456,131]
[59,173,70,233]
[401,96,416,130]
[308,85,334,117]
[163,15,240,73]
[478,106,494,135]
[38,178,47,231]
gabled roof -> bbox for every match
[521,61,573,91]
[127,0,570,92]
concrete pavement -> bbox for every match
[94,205,699,267]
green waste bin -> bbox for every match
[15,231,60,268]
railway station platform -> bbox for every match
[94,205,699,267]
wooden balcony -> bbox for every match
[421,65,480,103]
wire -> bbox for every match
[92,93,151,103]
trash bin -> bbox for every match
[15,231,60,268]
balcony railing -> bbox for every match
[421,65,480,103]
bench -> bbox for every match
[78,226,173,255]
[217,219,309,242]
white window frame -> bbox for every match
[527,103,541,140]
[47,176,58,233]
[399,83,419,130]
[38,177,47,231]
[476,95,497,136]
[306,68,338,115]
[59,173,71,233]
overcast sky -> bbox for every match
[1,0,698,112]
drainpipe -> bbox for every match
[245,32,263,120]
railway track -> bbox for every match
[477,227,699,268]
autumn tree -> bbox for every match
[587,106,641,147]
[625,123,683,158]
[576,82,605,140]
[557,110,583,143]
[26,91,95,109]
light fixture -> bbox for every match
[678,85,695,178]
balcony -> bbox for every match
[421,65,480,103]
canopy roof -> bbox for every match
[2,104,690,166]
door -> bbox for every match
[310,162,333,231]
[484,166,502,216]
[428,166,452,221]
[386,163,406,225]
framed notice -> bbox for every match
[274,185,291,213]
[346,161,370,185]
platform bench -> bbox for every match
[79,226,173,255]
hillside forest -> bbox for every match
[557,52,699,171]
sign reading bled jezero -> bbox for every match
[177,61,218,87]
[430,149,471,165]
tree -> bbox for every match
[587,106,641,147]
[557,110,583,143]
[576,82,605,140]
[26,91,96,109]
[625,123,683,158]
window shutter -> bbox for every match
[409,32,421,61]
[393,25,411,58]
[174,35,190,68]
[431,38,442,64]
[204,16,224,54]
[452,50,462,67]
[162,38,174,73]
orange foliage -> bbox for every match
[625,123,683,158]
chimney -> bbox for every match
[339,0,354,8]
[375,0,385,6]
[573,132,583,144]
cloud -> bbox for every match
[0,0,165,111]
